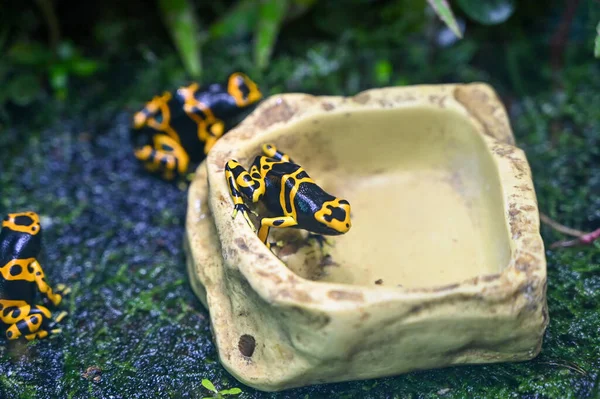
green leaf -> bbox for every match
[220,387,242,395]
[49,64,68,100]
[8,42,52,66]
[595,21,600,58]
[6,73,42,106]
[255,0,289,70]
[70,59,100,76]
[456,0,515,25]
[201,379,217,393]
[209,0,259,40]
[158,0,203,78]
[426,0,462,38]
[374,59,392,85]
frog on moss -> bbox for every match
[131,72,262,181]
[0,212,69,341]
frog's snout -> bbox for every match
[315,198,352,235]
[336,200,352,233]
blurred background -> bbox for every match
[1,0,598,125]
[1,1,600,398]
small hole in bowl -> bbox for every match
[238,334,256,357]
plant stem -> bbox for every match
[539,212,584,237]
[550,0,581,86]
[35,0,60,51]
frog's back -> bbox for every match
[195,90,240,121]
[0,228,40,304]
[0,227,40,264]
[259,161,295,213]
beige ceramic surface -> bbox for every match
[184,83,548,392]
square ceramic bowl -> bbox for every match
[185,83,548,392]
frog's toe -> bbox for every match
[232,204,251,221]
[53,311,68,324]
[55,284,71,297]
[25,329,50,341]
[307,233,331,248]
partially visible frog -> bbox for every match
[0,212,69,341]
[131,72,262,180]
[225,144,352,249]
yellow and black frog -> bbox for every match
[131,72,262,181]
[0,212,69,341]
[225,144,352,249]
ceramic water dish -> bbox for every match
[184,83,548,392]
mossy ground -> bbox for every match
[1,3,600,398]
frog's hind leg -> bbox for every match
[24,310,69,341]
[257,216,298,249]
[0,301,54,340]
[262,144,294,163]
[225,159,265,229]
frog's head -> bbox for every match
[227,72,263,107]
[2,212,41,236]
[313,198,352,235]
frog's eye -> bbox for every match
[31,226,38,233]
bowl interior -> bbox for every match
[238,105,512,288]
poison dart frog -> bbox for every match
[0,212,69,341]
[131,72,262,180]
[225,144,352,249]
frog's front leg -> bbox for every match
[306,233,333,248]
[28,259,71,307]
[257,216,298,249]
[134,134,189,180]
[1,259,69,307]
[262,143,294,163]
[202,120,225,155]
[225,160,265,229]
